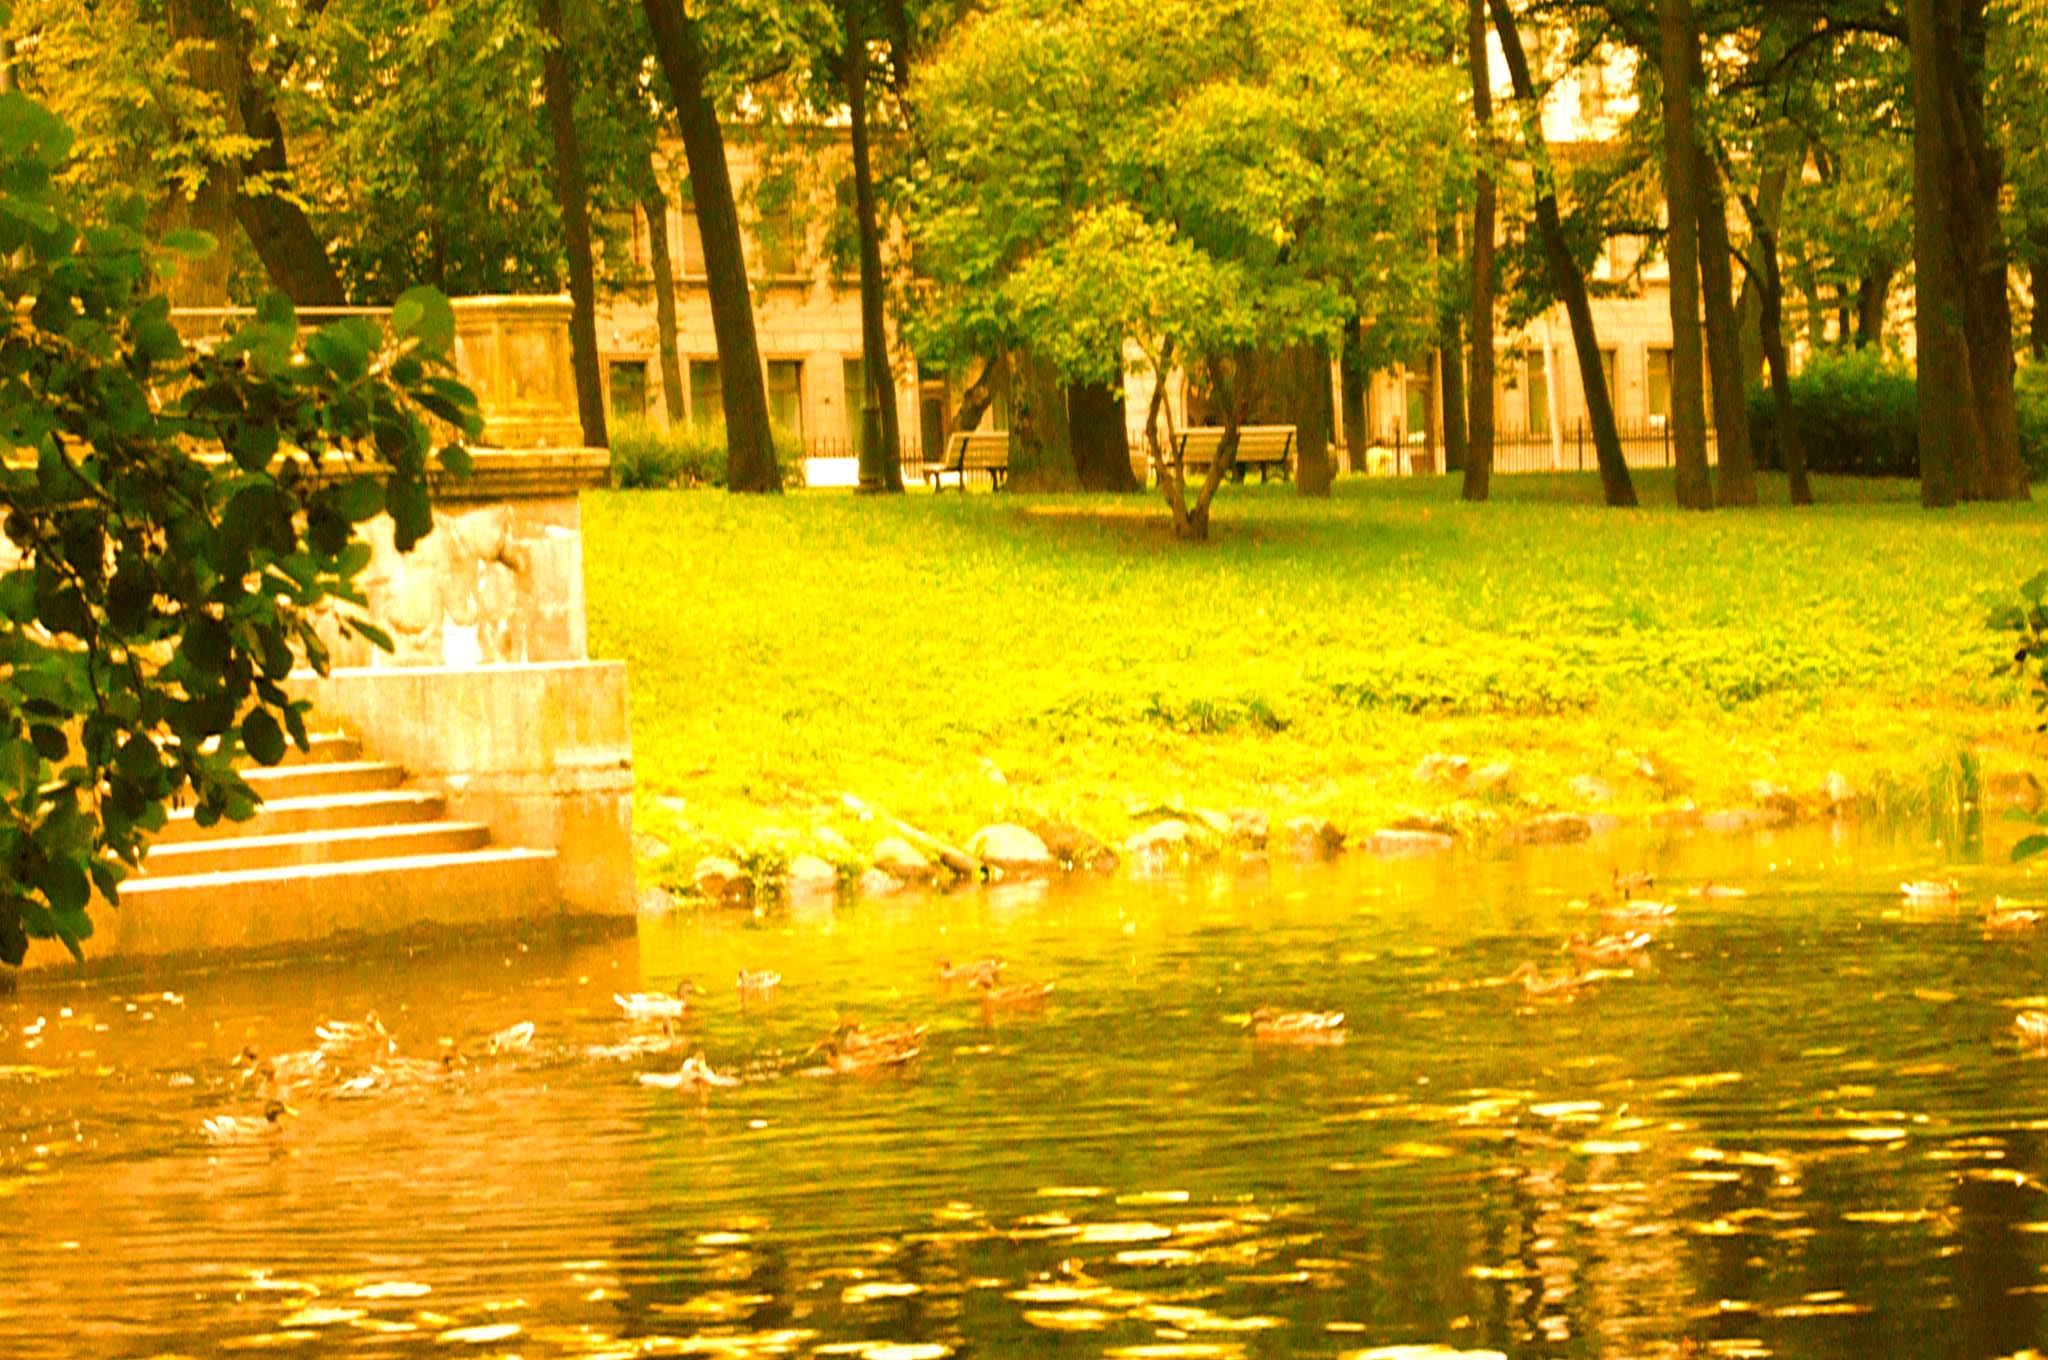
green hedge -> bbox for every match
[609,420,806,489]
[1747,350,2048,480]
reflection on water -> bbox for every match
[5,825,2048,1357]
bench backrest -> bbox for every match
[943,429,1011,468]
[1176,425,1296,462]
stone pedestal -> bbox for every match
[452,295,586,449]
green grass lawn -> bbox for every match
[584,471,2048,869]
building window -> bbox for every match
[768,359,804,440]
[678,210,706,277]
[689,358,721,429]
[1504,349,1551,437]
[1647,346,1711,424]
[609,360,647,423]
[1405,370,1430,445]
[843,356,867,457]
[1599,347,1618,412]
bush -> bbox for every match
[609,419,807,489]
[1746,349,1918,478]
[1748,351,2048,481]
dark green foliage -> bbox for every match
[1994,567,2048,862]
[0,93,477,965]
[1750,355,2048,481]
[608,420,804,490]
[1745,349,1919,479]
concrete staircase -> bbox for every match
[115,734,557,953]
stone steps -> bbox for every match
[137,820,492,876]
[155,788,450,843]
[241,760,406,800]
[107,848,559,958]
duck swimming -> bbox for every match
[1565,931,1652,969]
[616,981,698,1022]
[937,957,1004,987]
[487,1021,536,1054]
[203,1099,295,1144]
[1509,962,1591,1000]
[638,1054,740,1090]
[1248,1008,1347,1045]
[974,977,1055,1011]
[1901,879,1963,904]
[315,1012,389,1054]
[811,1020,925,1074]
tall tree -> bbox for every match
[1489,0,1636,507]
[642,0,782,491]
[1657,0,1711,508]
[1463,0,1496,502]
[539,0,607,448]
[1907,0,2026,504]
[641,173,688,425]
[844,1,905,490]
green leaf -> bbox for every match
[255,292,296,332]
[392,285,457,357]
[34,855,89,916]
[241,708,286,766]
[2014,833,2048,863]
[388,475,432,551]
[437,442,474,478]
[306,323,371,382]
[0,92,72,166]
[330,476,385,523]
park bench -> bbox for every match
[1171,425,1297,482]
[924,430,1011,491]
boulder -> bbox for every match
[1367,828,1457,856]
[633,832,672,862]
[1821,772,1864,817]
[787,854,841,894]
[693,855,750,903]
[1649,800,1702,829]
[871,836,936,883]
[1415,753,1472,787]
[1569,775,1617,805]
[1749,780,1801,826]
[1227,808,1271,848]
[813,827,856,858]
[1125,819,1199,857]
[1471,762,1518,797]
[857,867,906,897]
[1987,770,2045,813]
[966,823,1056,876]
[1286,817,1346,856]
[1516,813,1593,845]
[1387,813,1459,837]
[1032,819,1119,872]
[1701,808,1766,834]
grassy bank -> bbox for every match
[584,472,2048,873]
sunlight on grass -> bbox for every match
[584,473,2048,859]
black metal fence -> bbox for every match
[1372,422,1723,475]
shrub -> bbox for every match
[1748,352,2048,481]
[609,419,808,489]
[1746,348,1918,478]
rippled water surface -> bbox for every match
[7,828,2048,1358]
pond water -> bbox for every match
[5,826,2048,1359]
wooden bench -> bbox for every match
[923,430,1010,490]
[1171,425,1296,482]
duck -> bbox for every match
[331,1051,462,1098]
[236,1044,328,1090]
[487,1021,536,1054]
[638,1054,740,1090]
[615,981,699,1022]
[203,1099,295,1144]
[1901,878,1963,904]
[1509,961,1590,1000]
[736,969,782,998]
[1565,931,1652,969]
[1613,870,1655,895]
[586,1020,689,1062]
[1248,1007,1347,1045]
[1983,904,2044,937]
[2016,1011,2048,1050]
[974,976,1055,1011]
[1602,898,1677,926]
[937,957,1004,987]
[1689,882,1748,899]
[811,1020,925,1075]
[315,1012,389,1054]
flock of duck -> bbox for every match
[201,869,2046,1143]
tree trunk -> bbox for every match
[1658,0,1712,510]
[1757,222,1812,506]
[1697,151,1755,505]
[235,90,346,305]
[2031,240,2048,362]
[845,5,904,491]
[1465,0,1497,503]
[642,177,688,426]
[1952,0,2025,500]
[1009,351,1077,490]
[953,354,1001,434]
[1297,340,1335,496]
[1854,264,1892,349]
[1908,0,1978,506]
[1734,164,1788,386]
[1069,374,1137,491]
[1439,327,1469,477]
[643,0,781,492]
[1490,0,1636,507]
[541,0,607,448]
[1342,316,1369,475]
[163,0,242,306]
